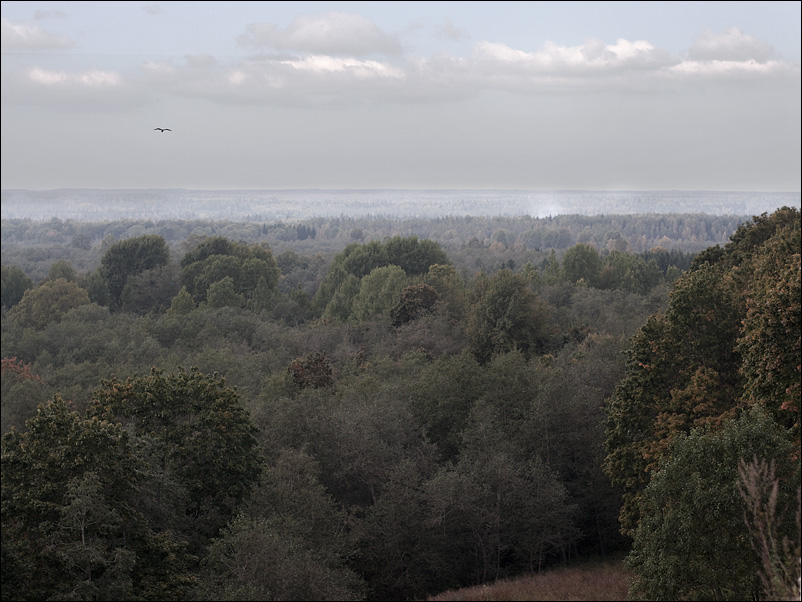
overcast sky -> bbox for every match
[1,1,800,191]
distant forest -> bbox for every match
[2,188,799,221]
[1,210,757,283]
[1,202,799,601]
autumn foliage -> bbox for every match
[604,207,801,598]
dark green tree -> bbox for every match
[562,243,602,286]
[46,259,77,283]
[100,234,169,309]
[71,233,92,250]
[426,434,577,586]
[736,219,801,440]
[599,251,663,294]
[466,269,551,364]
[409,351,487,460]
[206,275,244,308]
[350,265,408,322]
[424,263,467,320]
[1,265,33,310]
[180,236,279,306]
[383,236,450,276]
[166,285,196,316]
[7,278,92,330]
[120,263,181,314]
[626,405,799,601]
[89,367,263,550]
[196,448,364,601]
[1,397,195,601]
[84,268,111,306]
[604,208,801,538]
[321,273,361,322]
[355,458,445,601]
[313,237,449,316]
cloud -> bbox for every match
[0,65,147,112]
[3,18,797,113]
[279,55,404,79]
[33,10,68,20]
[472,37,678,74]
[667,59,796,79]
[688,27,776,62]
[28,67,122,87]
[238,11,402,56]
[1,17,74,50]
[135,52,408,108]
[435,19,468,42]
[143,5,162,16]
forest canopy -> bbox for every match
[2,207,800,601]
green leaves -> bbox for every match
[89,367,263,549]
[737,219,801,433]
[467,269,551,364]
[100,234,170,309]
[314,236,451,319]
[626,406,798,601]
[180,236,280,307]
[604,207,801,538]
[7,277,92,330]
[197,449,364,601]
[1,264,33,309]
[602,207,802,598]
[1,397,194,601]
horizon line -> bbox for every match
[3,187,800,194]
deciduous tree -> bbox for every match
[1,265,33,309]
[100,234,169,309]
[466,269,551,364]
[7,277,92,330]
[625,406,799,601]
[89,367,263,549]
[1,397,195,601]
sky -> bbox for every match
[1,1,800,191]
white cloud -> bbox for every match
[28,67,121,87]
[238,11,402,56]
[667,59,798,79]
[0,65,144,113]
[3,21,798,112]
[1,17,74,50]
[688,27,776,63]
[472,38,677,73]
[280,55,404,79]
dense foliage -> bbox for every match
[2,397,196,601]
[2,208,799,600]
[604,207,801,599]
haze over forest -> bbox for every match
[2,189,799,222]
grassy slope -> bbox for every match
[427,557,631,601]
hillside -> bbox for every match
[428,557,631,601]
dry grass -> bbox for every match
[427,558,632,601]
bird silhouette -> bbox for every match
[154,128,172,132]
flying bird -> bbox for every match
[154,128,172,132]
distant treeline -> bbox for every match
[1,188,798,221]
[2,212,751,283]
